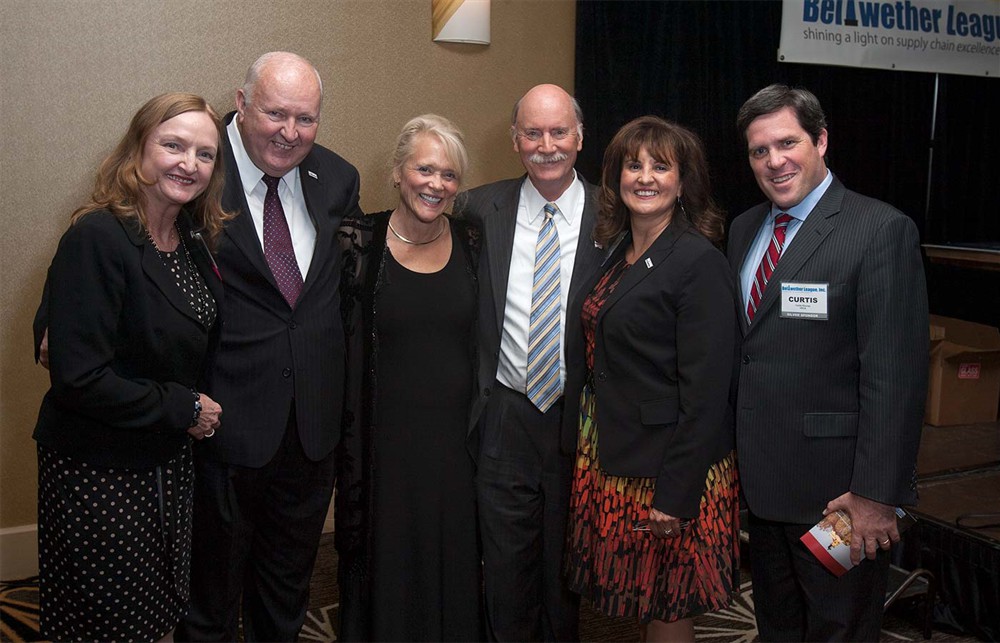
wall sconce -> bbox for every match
[432,0,490,45]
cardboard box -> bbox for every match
[925,315,1000,426]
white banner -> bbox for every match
[779,0,1000,77]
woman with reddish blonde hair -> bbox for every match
[33,92,230,642]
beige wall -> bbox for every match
[0,0,576,530]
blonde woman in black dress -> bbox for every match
[337,114,483,641]
[33,93,229,642]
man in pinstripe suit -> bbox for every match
[180,52,362,641]
[728,84,928,641]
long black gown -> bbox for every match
[368,233,482,641]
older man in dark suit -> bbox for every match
[728,84,928,641]
[179,52,362,641]
[463,84,604,641]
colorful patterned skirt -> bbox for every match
[565,386,741,623]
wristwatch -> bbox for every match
[191,389,202,427]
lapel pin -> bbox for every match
[307,170,318,179]
[645,257,653,269]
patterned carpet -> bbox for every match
[0,580,38,642]
[1,533,974,642]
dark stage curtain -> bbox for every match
[927,74,1000,244]
[575,0,999,325]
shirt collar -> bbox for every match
[772,168,832,222]
[522,170,582,225]
[227,117,300,197]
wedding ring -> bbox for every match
[205,429,216,438]
[664,528,674,536]
[880,538,890,546]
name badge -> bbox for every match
[780,282,828,320]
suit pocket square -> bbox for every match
[803,412,859,437]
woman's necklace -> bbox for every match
[147,222,179,253]
[388,217,447,246]
[146,222,214,324]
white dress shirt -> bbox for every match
[497,172,585,394]
[227,118,316,278]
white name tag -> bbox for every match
[780,282,829,319]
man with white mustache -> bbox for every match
[463,84,604,641]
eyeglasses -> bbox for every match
[514,127,578,142]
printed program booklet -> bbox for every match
[800,506,916,577]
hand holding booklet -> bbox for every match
[800,506,916,577]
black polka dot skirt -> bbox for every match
[37,443,194,642]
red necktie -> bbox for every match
[262,175,304,307]
[746,213,793,322]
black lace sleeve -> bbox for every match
[334,215,370,557]
[334,212,388,641]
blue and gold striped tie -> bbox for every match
[527,202,562,412]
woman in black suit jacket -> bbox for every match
[563,116,740,641]
[33,93,229,642]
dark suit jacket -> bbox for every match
[197,113,363,467]
[33,209,224,468]
[462,175,604,457]
[727,175,928,524]
[561,219,737,518]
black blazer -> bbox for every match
[33,210,223,468]
[197,113,363,467]
[562,219,737,518]
[727,175,928,524]
[462,175,604,457]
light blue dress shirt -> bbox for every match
[739,170,834,318]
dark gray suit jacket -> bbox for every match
[198,113,363,467]
[727,175,928,524]
[462,175,604,457]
